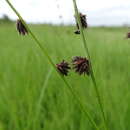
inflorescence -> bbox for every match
[127,32,130,39]
[72,56,90,75]
[56,60,71,76]
[56,57,90,76]
[74,13,88,34]
[16,19,28,35]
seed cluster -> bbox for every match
[56,60,71,76]
[72,56,90,75]
[16,20,28,35]
[74,13,88,34]
[127,32,130,38]
[56,56,90,76]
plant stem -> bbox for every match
[72,0,108,130]
[5,0,99,129]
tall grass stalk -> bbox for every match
[25,68,53,130]
[72,0,108,130]
[5,0,99,129]
[34,68,53,128]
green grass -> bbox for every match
[0,23,130,130]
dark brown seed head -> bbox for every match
[16,19,28,35]
[80,13,88,29]
[74,13,87,35]
[75,13,87,29]
[56,60,71,76]
[72,56,90,75]
[127,32,130,38]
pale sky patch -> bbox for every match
[0,0,130,26]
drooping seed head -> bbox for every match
[79,13,88,29]
[56,60,71,76]
[75,13,87,29]
[72,56,90,75]
[74,13,87,35]
[16,19,28,35]
[127,32,130,38]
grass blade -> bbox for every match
[72,0,108,130]
[34,68,53,124]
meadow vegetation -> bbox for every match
[0,22,130,130]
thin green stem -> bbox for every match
[5,0,99,129]
[72,0,108,130]
[34,68,53,128]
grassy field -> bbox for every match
[0,23,130,130]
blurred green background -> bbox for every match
[0,22,130,130]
